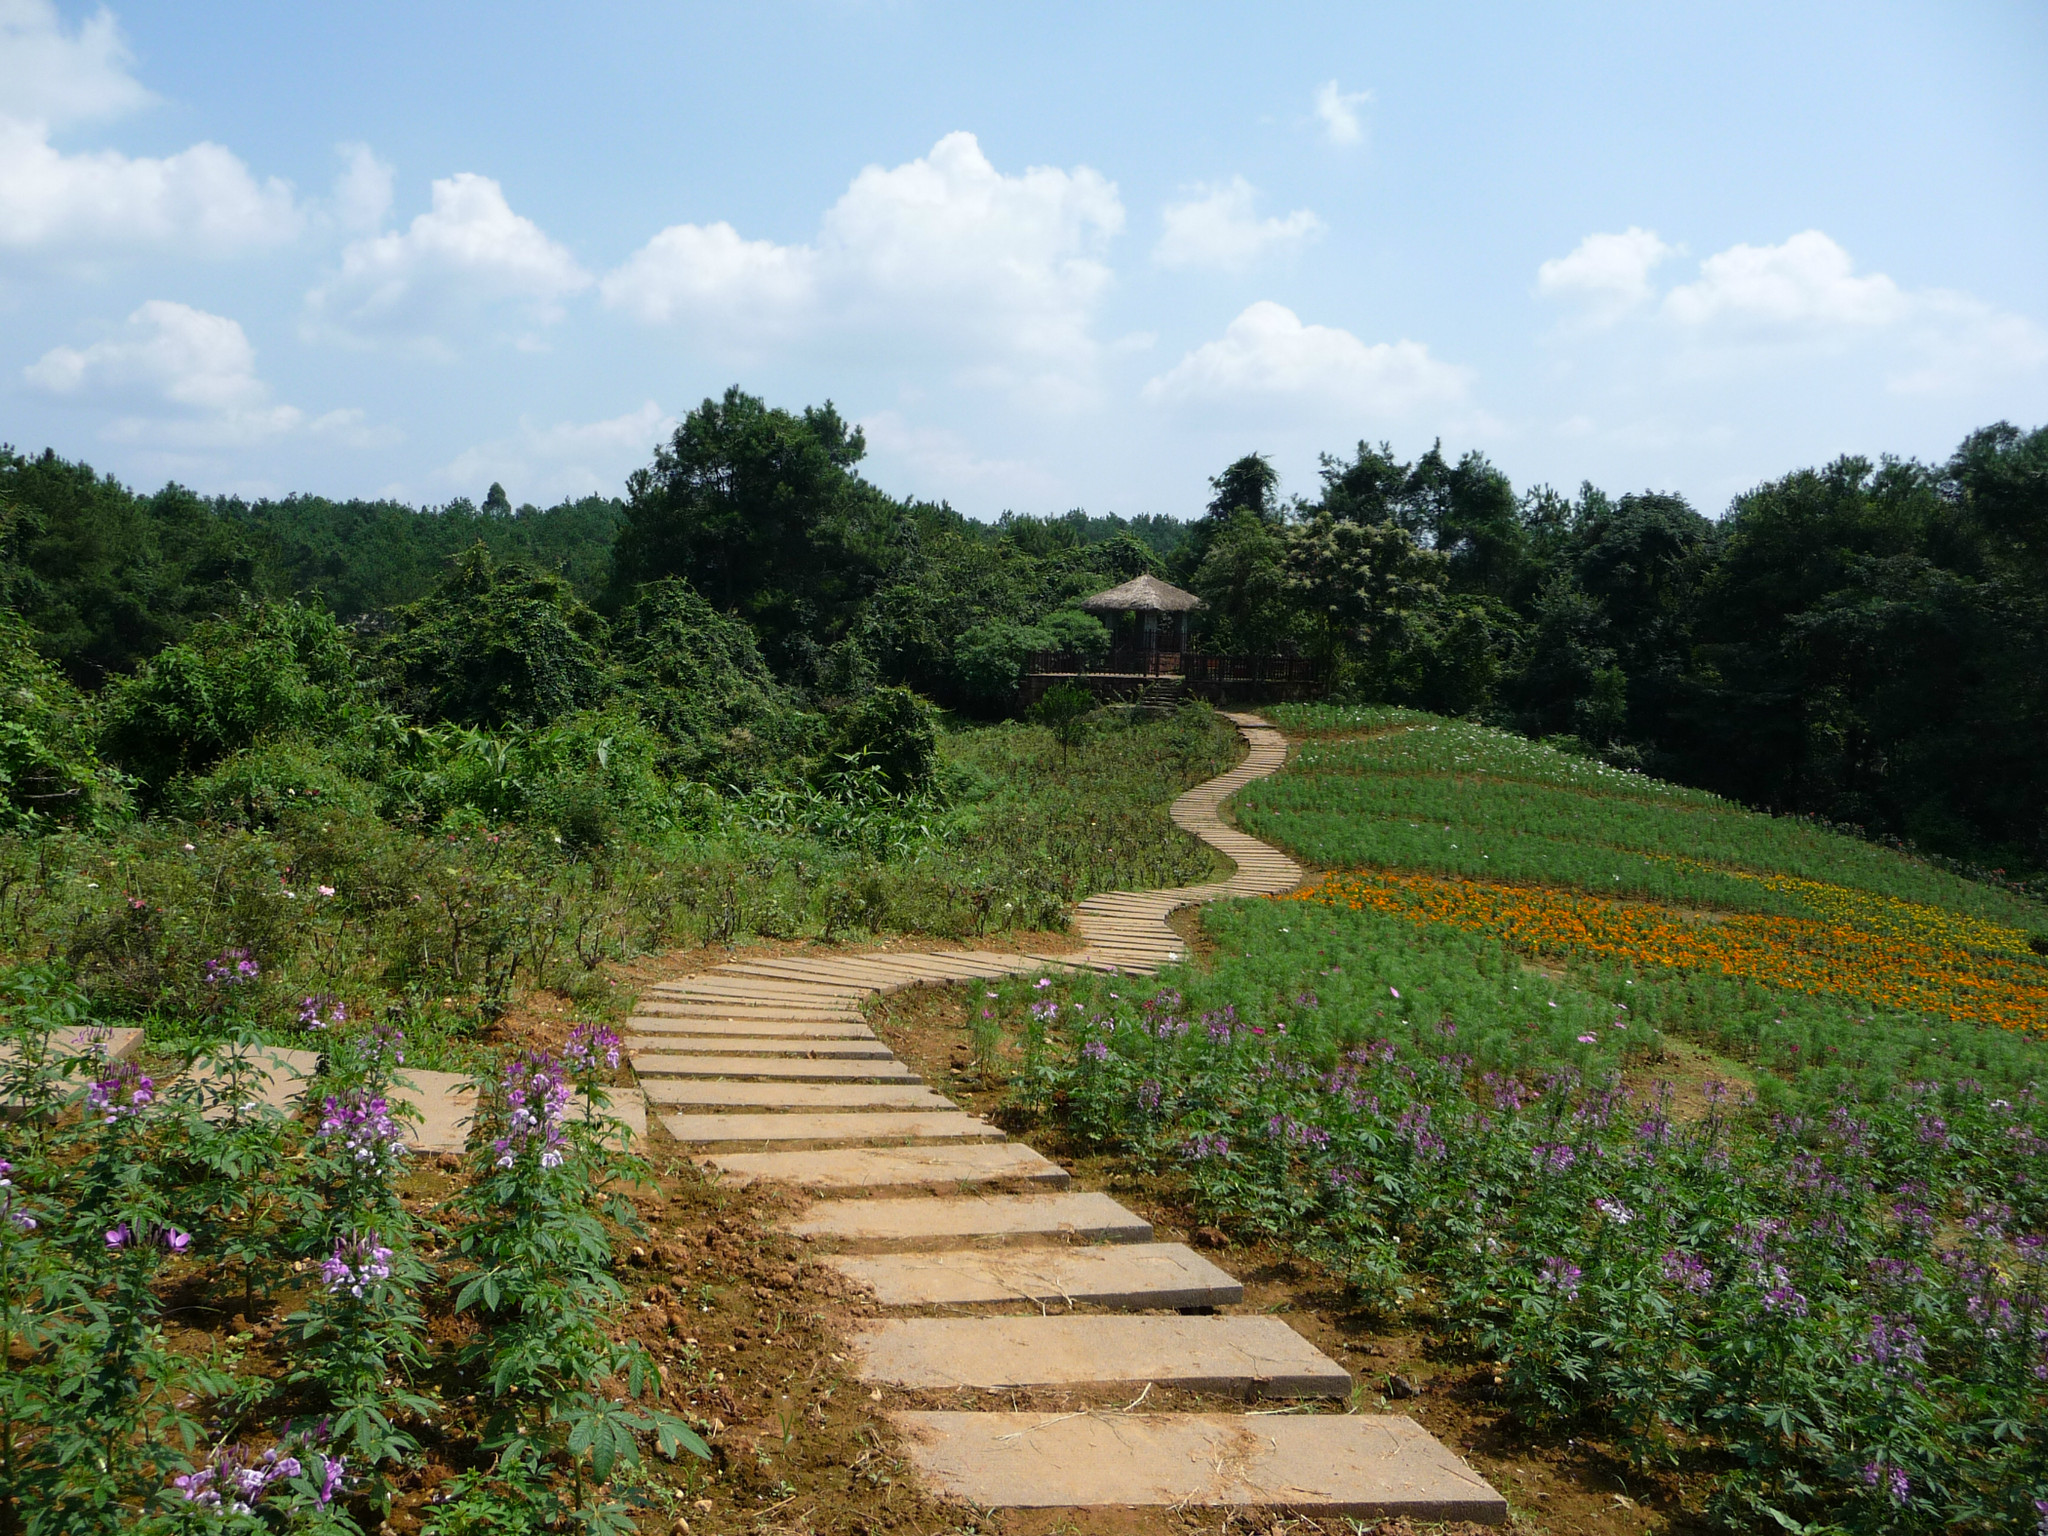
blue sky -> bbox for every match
[4,1,2044,521]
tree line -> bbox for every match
[2,388,2043,876]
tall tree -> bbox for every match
[610,387,904,678]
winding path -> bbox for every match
[623,711,1504,1523]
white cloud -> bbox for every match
[25,300,305,445]
[0,118,301,256]
[437,401,674,504]
[601,132,1124,404]
[1542,227,2047,394]
[1663,230,1908,330]
[1153,177,1322,272]
[0,3,304,260]
[1313,80,1371,147]
[1142,300,1471,416]
[600,220,816,337]
[858,409,1065,505]
[1537,227,1679,325]
[329,142,394,233]
[308,172,591,349]
[0,0,151,129]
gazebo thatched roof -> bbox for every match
[1077,574,1205,614]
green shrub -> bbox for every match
[98,600,361,794]
[171,740,380,829]
[373,546,609,729]
[0,612,123,831]
[822,686,939,794]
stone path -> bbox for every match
[623,712,1506,1522]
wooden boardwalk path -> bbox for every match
[628,711,1503,1520]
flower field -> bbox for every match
[1245,711,2048,931]
[1287,867,2048,1036]
[996,707,2048,1535]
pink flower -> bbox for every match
[318,885,336,897]
[1389,987,1400,999]
[1576,1034,1598,1044]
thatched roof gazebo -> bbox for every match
[1078,574,1204,660]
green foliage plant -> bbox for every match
[446,1041,706,1531]
[1028,682,1095,764]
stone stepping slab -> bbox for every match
[628,1036,894,1059]
[852,1315,1349,1397]
[826,1241,1242,1310]
[629,1054,920,1083]
[641,1079,951,1111]
[699,1142,1068,1192]
[2,1025,145,1115]
[389,1070,645,1154]
[655,987,872,1011]
[787,1191,1153,1250]
[640,993,873,1016]
[890,1411,1505,1521]
[623,1017,877,1039]
[186,1044,322,1121]
[660,1110,1003,1145]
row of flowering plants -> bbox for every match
[1011,966,2048,1535]
[0,964,704,1535]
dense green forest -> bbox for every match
[4,388,2045,878]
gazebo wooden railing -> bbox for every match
[1028,650,1322,684]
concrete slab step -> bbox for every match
[624,1017,877,1039]
[628,1036,894,1060]
[635,995,866,1015]
[699,1141,1068,1192]
[889,1411,1505,1521]
[786,1191,1152,1250]
[641,1079,951,1111]
[852,1315,1349,1396]
[389,1071,643,1153]
[660,1110,1003,1145]
[825,1241,1242,1310]
[184,1044,321,1121]
[2,1025,145,1116]
[629,1055,920,1083]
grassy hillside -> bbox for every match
[1006,707,2048,1536]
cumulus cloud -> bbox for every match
[600,221,815,337]
[1153,177,1322,272]
[0,0,152,129]
[1536,227,1679,325]
[1541,227,2047,393]
[436,401,675,504]
[858,409,1066,505]
[0,2,306,260]
[601,132,1124,403]
[0,118,302,256]
[1663,230,1908,330]
[329,142,394,233]
[308,172,590,349]
[20,299,374,446]
[1313,80,1371,147]
[1142,300,1471,416]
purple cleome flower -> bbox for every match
[87,1061,154,1125]
[494,1051,571,1170]
[298,993,347,1031]
[564,1022,622,1075]
[0,1160,34,1232]
[1539,1257,1582,1300]
[174,1444,305,1515]
[321,1233,394,1298]
[1861,1460,1910,1506]
[1660,1249,1712,1293]
[1182,1131,1231,1161]
[318,1090,408,1174]
[203,947,260,986]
